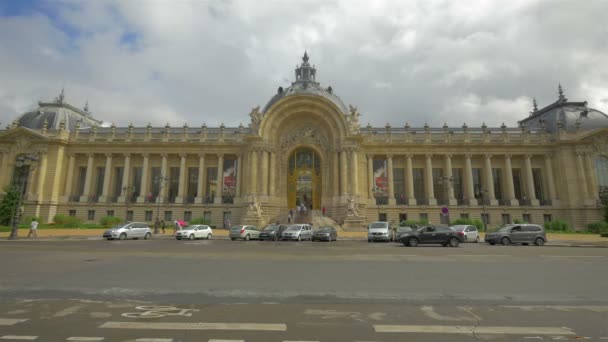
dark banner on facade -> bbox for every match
[373,159,388,196]
[223,159,237,197]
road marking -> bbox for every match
[540,255,604,258]
[374,325,575,335]
[135,339,173,342]
[0,337,38,340]
[100,321,287,331]
[0,319,28,326]
[66,338,104,341]
[208,340,245,342]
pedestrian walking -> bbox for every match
[27,218,38,238]
[161,220,166,234]
[322,206,326,216]
[173,220,180,235]
[287,213,292,223]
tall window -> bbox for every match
[512,169,523,200]
[393,168,405,204]
[187,167,198,201]
[168,167,179,203]
[452,168,464,203]
[432,168,445,204]
[76,166,87,196]
[206,167,218,202]
[94,167,104,200]
[493,168,503,200]
[472,168,482,199]
[596,156,608,203]
[132,167,142,201]
[150,167,161,198]
[413,168,425,201]
[113,167,124,199]
[532,168,544,201]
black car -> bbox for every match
[259,224,288,241]
[311,226,338,241]
[399,225,464,247]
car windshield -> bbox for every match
[230,226,244,231]
[286,226,301,231]
[264,226,279,231]
[450,226,465,232]
[317,228,332,232]
[182,226,196,230]
[416,227,429,233]
[498,226,513,232]
[111,224,125,229]
[369,223,387,228]
[397,227,412,232]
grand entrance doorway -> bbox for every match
[287,147,322,210]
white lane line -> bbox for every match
[540,255,604,258]
[283,341,320,342]
[208,340,245,342]
[0,337,38,340]
[67,338,104,341]
[100,321,287,331]
[135,339,173,342]
[374,325,575,335]
[0,319,28,326]
[447,255,510,257]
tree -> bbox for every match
[0,185,21,226]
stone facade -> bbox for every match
[1,54,607,230]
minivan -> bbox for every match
[281,224,313,241]
[484,224,547,246]
[367,221,391,242]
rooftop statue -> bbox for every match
[347,105,361,132]
[249,106,262,132]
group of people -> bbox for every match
[155,219,186,234]
[286,206,327,223]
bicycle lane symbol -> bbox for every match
[122,305,200,319]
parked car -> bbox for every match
[103,222,152,240]
[399,225,464,247]
[229,225,260,241]
[311,226,338,241]
[485,224,547,246]
[281,224,314,241]
[368,221,391,242]
[175,225,213,240]
[394,226,414,241]
[449,225,479,243]
[259,224,288,241]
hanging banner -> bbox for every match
[223,159,237,197]
[373,159,388,196]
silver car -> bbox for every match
[175,225,213,240]
[281,224,313,241]
[229,225,260,241]
[103,222,152,240]
[449,225,479,243]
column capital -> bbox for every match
[67,152,75,158]
[405,153,413,159]
[160,153,168,158]
[464,154,472,159]
[179,153,187,158]
[367,153,374,159]
[504,154,512,159]
[105,153,113,158]
[123,153,131,158]
[86,153,95,158]
[142,152,149,158]
[387,154,393,159]
[198,152,206,159]
[544,153,553,160]
[524,154,533,160]
[217,152,224,158]
[484,154,493,159]
[444,154,452,159]
[425,153,433,159]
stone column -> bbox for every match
[584,152,599,200]
[137,153,150,203]
[79,153,94,202]
[504,154,518,205]
[367,154,373,198]
[524,154,539,206]
[333,150,340,197]
[406,154,416,205]
[175,153,187,203]
[445,154,456,205]
[118,153,131,202]
[464,154,477,205]
[99,153,113,202]
[0,152,8,188]
[425,154,437,205]
[268,151,276,196]
[63,153,75,201]
[236,153,243,197]
[350,149,359,197]
[35,152,48,203]
[544,154,558,205]
[576,152,589,201]
[159,153,168,203]
[195,154,206,203]
[484,154,498,205]
[387,154,395,205]
[250,150,258,195]
[340,149,347,195]
[261,150,269,196]
[215,153,224,204]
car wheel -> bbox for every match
[106,238,113,241]
[475,236,479,243]
[245,234,250,241]
[408,238,419,247]
[207,234,212,240]
[449,237,460,247]
[368,239,372,243]
[231,238,236,241]
[189,234,195,240]
[534,237,545,246]
[119,233,126,240]
[522,243,529,246]
[274,236,278,241]
[297,235,301,242]
[144,233,151,240]
[489,242,496,245]
[464,236,468,242]
[501,237,510,246]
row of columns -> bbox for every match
[365,154,563,207]
[65,152,242,204]
[246,148,279,196]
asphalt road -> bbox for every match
[0,239,607,341]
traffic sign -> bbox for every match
[441,207,449,214]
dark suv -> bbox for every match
[484,224,547,246]
[259,224,288,241]
[399,225,464,247]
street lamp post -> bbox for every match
[153,175,168,234]
[479,187,488,232]
[8,154,39,240]
[122,185,135,222]
[440,176,453,225]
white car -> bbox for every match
[176,225,213,240]
[449,225,479,243]
[103,222,152,240]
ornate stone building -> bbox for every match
[2,53,608,229]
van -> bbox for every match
[484,224,547,246]
[367,221,391,242]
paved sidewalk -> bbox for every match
[1,228,607,247]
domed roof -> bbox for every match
[520,86,608,133]
[15,90,102,131]
[262,52,348,114]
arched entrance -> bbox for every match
[287,147,322,210]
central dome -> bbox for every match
[262,52,348,114]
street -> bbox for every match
[1,238,607,341]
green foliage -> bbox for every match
[587,221,608,234]
[99,216,122,228]
[544,219,570,232]
[0,185,21,226]
[53,214,82,228]
[400,219,427,228]
[189,217,211,225]
[513,218,528,224]
[450,218,484,231]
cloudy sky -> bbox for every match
[0,0,607,128]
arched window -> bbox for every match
[596,156,608,203]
